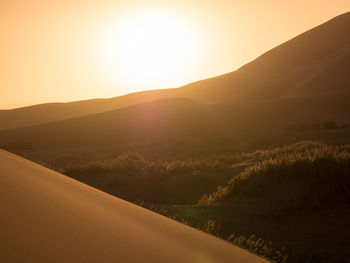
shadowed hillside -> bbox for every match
[0,98,235,148]
[1,95,350,152]
[0,89,177,130]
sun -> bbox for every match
[98,9,200,91]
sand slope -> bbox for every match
[0,150,269,263]
[1,12,349,131]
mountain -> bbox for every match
[1,95,350,153]
[1,12,350,151]
[181,11,350,102]
[0,89,177,131]
[0,98,234,148]
[1,12,349,131]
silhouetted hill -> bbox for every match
[0,89,177,130]
[0,98,235,148]
[181,12,350,102]
[1,12,349,131]
[1,95,350,151]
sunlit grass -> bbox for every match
[199,142,350,209]
[32,141,350,262]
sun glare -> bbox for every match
[98,9,200,90]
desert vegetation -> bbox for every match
[199,142,350,210]
[22,141,350,262]
[65,141,345,178]
[63,151,246,204]
[62,141,338,204]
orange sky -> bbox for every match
[1,0,349,109]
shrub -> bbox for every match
[199,143,350,209]
[228,233,287,262]
[65,152,147,176]
[65,151,246,177]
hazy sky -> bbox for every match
[1,0,349,109]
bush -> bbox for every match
[65,151,246,177]
[64,142,328,179]
[65,152,147,176]
[199,142,350,209]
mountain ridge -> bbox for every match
[1,11,349,138]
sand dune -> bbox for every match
[2,95,350,149]
[0,150,269,263]
[1,12,349,131]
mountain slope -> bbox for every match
[181,11,350,102]
[0,98,235,148]
[1,12,349,131]
[1,95,350,151]
[0,88,177,131]
[0,149,269,263]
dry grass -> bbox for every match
[27,141,350,262]
[64,151,246,177]
[65,141,337,177]
[199,142,350,210]
[228,233,287,262]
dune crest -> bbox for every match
[0,150,268,263]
